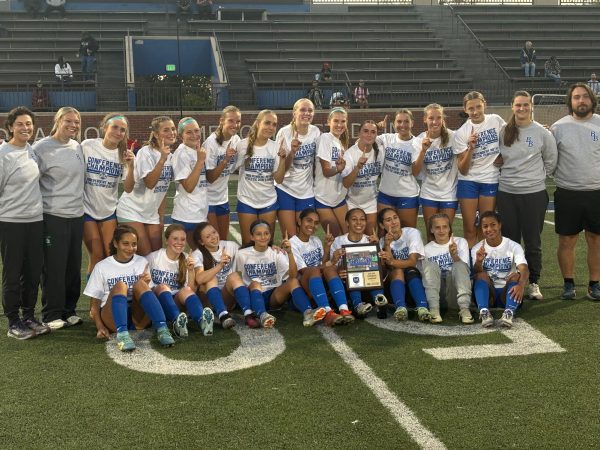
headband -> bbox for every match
[250,221,270,235]
[107,115,127,124]
[328,107,347,117]
[178,117,197,134]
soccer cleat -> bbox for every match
[156,326,175,347]
[458,308,475,324]
[303,307,326,327]
[220,313,236,330]
[393,306,408,321]
[376,305,388,319]
[562,281,576,300]
[355,302,373,318]
[7,320,36,340]
[417,307,431,322]
[200,307,214,336]
[374,293,388,307]
[499,309,514,328]
[173,312,189,338]
[324,310,345,327]
[339,308,355,324]
[22,317,51,335]
[244,313,260,329]
[429,310,443,324]
[526,283,543,300]
[260,312,276,328]
[587,284,600,301]
[65,315,83,326]
[479,309,494,328]
[116,331,136,351]
[46,319,67,330]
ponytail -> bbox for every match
[503,90,531,147]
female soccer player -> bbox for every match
[378,207,431,322]
[343,120,384,235]
[85,225,176,351]
[205,106,242,240]
[235,220,314,328]
[117,116,175,255]
[275,98,320,238]
[471,211,529,328]
[412,104,459,242]
[171,117,208,249]
[497,91,557,300]
[82,113,134,279]
[235,110,286,246]
[314,107,351,237]
[33,107,85,330]
[376,109,419,228]
[421,213,473,324]
[453,91,506,247]
[1,107,50,339]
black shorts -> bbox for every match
[554,187,600,235]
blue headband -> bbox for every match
[178,117,197,134]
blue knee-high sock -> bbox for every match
[184,294,203,323]
[408,278,428,308]
[390,279,406,308]
[234,286,252,314]
[474,279,490,310]
[157,291,181,322]
[505,281,519,312]
[111,294,129,333]
[139,291,167,329]
[349,290,363,308]
[291,286,311,312]
[308,277,328,308]
[370,289,384,299]
[250,289,266,316]
[326,277,348,308]
[206,287,226,316]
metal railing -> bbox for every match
[311,0,412,4]
[443,0,532,4]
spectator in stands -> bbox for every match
[354,80,369,109]
[330,91,349,109]
[77,32,99,82]
[544,56,562,85]
[55,56,73,83]
[307,80,324,110]
[196,0,213,19]
[318,62,332,82]
[23,0,44,18]
[177,0,192,16]
[44,0,66,18]
[520,41,536,77]
[588,73,600,96]
[31,80,48,110]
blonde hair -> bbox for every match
[50,107,81,142]
[290,98,314,135]
[177,117,199,136]
[245,110,276,166]
[146,115,173,149]
[462,91,487,108]
[100,113,129,164]
[215,105,241,145]
[423,103,449,147]
[327,107,349,150]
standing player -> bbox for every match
[550,83,600,300]
[453,92,506,247]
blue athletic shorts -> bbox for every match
[456,180,498,199]
[377,192,419,209]
[236,199,278,215]
[84,212,117,223]
[208,202,230,217]
[315,198,346,210]
[171,218,199,232]
[276,187,315,212]
[420,198,459,210]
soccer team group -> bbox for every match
[1,82,599,352]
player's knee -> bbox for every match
[404,267,421,283]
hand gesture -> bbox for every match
[379,250,393,266]
[141,263,151,284]
[277,140,287,159]
[158,138,171,160]
[186,254,196,270]
[449,235,459,261]
[324,223,334,247]
[124,142,135,167]
[196,144,207,164]
[358,147,368,168]
[220,251,231,267]
[368,227,379,244]
[290,131,301,155]
[376,114,390,131]
[334,151,346,173]
[96,327,111,340]
[475,244,487,264]
[281,231,291,254]
[383,227,394,247]
[224,142,236,163]
[332,248,345,265]
[422,136,432,153]
[467,127,478,151]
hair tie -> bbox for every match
[178,117,197,135]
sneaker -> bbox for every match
[458,308,475,325]
[116,331,136,351]
[65,315,83,326]
[245,313,260,329]
[429,310,443,324]
[324,310,345,327]
[479,309,494,328]
[339,308,355,324]
[499,309,514,328]
[587,283,600,301]
[393,306,408,321]
[417,307,431,322]
[374,293,388,307]
[355,302,373,318]
[23,317,51,335]
[562,281,576,300]
[46,319,67,330]
[200,307,214,336]
[7,320,36,340]
[526,283,543,300]
[260,312,276,328]
[220,313,236,330]
[303,307,326,327]
[173,312,189,338]
[156,326,175,347]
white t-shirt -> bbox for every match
[146,248,201,293]
[376,133,420,198]
[116,145,173,224]
[204,132,241,206]
[83,254,148,307]
[82,138,125,220]
[290,235,324,270]
[275,124,320,199]
[453,114,506,183]
[412,130,458,202]
[330,233,370,260]
[314,133,351,207]
[344,143,384,214]
[471,237,527,288]
[424,237,470,275]
[235,138,280,209]
[235,246,289,291]
[380,227,424,261]
[192,240,240,289]
[171,143,209,223]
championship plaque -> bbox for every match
[342,243,383,291]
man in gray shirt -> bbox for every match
[550,83,600,300]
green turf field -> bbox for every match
[2,179,599,450]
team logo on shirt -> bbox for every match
[391,246,409,260]
[302,247,323,267]
[525,137,534,147]
[592,131,598,142]
[86,157,123,180]
[428,252,453,273]
[424,146,453,175]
